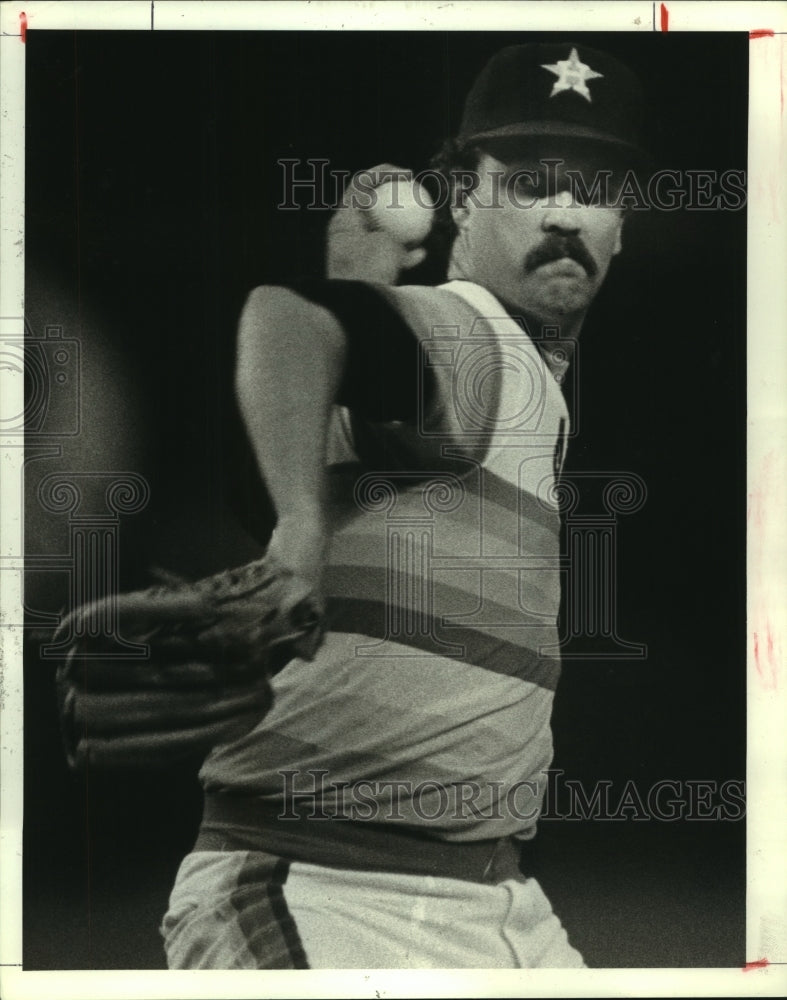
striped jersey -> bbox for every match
[201,279,570,846]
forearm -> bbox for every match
[235,285,347,536]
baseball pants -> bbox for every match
[161,849,585,969]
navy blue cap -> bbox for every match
[458,43,648,165]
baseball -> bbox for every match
[367,178,435,246]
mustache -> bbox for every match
[525,235,598,278]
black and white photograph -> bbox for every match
[1,1,786,995]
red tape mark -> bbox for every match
[743,958,770,972]
[750,29,775,39]
[660,3,669,32]
[20,10,27,42]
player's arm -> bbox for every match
[235,280,434,588]
[236,165,434,591]
[235,286,345,594]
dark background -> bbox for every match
[23,30,747,968]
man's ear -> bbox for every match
[450,189,471,232]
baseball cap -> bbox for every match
[457,43,649,167]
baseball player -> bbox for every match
[60,42,647,968]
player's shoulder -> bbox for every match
[369,279,509,343]
[263,277,519,353]
[376,278,497,311]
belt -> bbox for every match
[194,792,531,885]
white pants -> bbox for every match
[162,850,585,969]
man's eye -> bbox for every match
[511,173,545,198]
[572,187,595,207]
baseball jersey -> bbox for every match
[200,279,569,852]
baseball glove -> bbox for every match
[54,552,325,771]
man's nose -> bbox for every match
[541,189,581,234]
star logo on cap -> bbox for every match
[541,47,603,102]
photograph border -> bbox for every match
[1,2,785,997]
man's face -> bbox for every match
[449,145,626,325]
